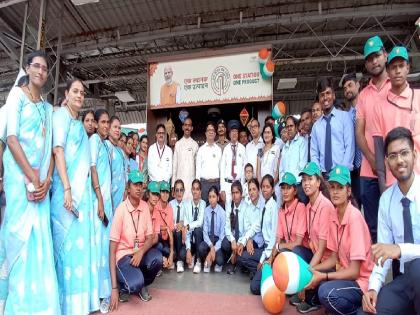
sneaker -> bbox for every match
[176,261,184,273]
[214,264,223,273]
[99,298,110,313]
[193,261,201,274]
[296,301,321,313]
[156,269,163,277]
[139,286,152,302]
[188,255,195,269]
[289,293,302,306]
[203,261,210,273]
[119,291,129,303]
[226,264,236,275]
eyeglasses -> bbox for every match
[386,149,412,162]
[206,129,215,133]
[174,188,185,193]
[30,63,48,72]
[285,124,295,129]
[156,132,165,135]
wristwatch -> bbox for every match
[26,182,35,193]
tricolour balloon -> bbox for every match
[258,48,270,64]
[272,101,286,120]
[261,264,286,314]
[272,251,313,295]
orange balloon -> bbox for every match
[276,101,286,116]
[272,252,289,292]
[265,59,275,72]
[259,48,270,60]
[262,286,286,314]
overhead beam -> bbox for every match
[0,0,27,9]
[57,73,146,87]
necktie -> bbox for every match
[307,135,311,162]
[176,205,180,224]
[260,207,266,230]
[210,210,215,244]
[193,207,198,221]
[234,209,240,241]
[231,144,237,178]
[352,109,362,169]
[324,115,333,173]
[401,197,414,243]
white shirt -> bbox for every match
[279,134,308,183]
[0,105,7,144]
[169,199,187,226]
[259,144,280,179]
[368,173,420,293]
[245,137,263,176]
[184,199,206,250]
[172,136,199,199]
[259,197,279,263]
[148,142,173,182]
[224,200,247,244]
[196,141,222,180]
[220,142,246,193]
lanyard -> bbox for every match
[127,201,140,238]
[285,201,298,242]
[336,223,346,255]
[308,202,321,239]
[157,143,165,160]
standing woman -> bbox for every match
[125,136,138,174]
[82,110,95,137]
[256,124,281,206]
[106,116,126,212]
[51,79,99,314]
[137,135,148,183]
[90,109,113,312]
[0,51,60,314]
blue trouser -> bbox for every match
[236,240,264,274]
[188,227,203,257]
[318,280,363,315]
[198,236,224,266]
[116,248,163,294]
[357,258,420,315]
[155,233,171,257]
[360,177,380,243]
[173,230,187,262]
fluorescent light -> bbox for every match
[277,78,297,90]
[71,0,99,5]
[115,91,136,103]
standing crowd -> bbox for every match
[0,35,419,315]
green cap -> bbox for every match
[147,181,160,194]
[128,170,144,184]
[280,172,297,186]
[160,181,171,192]
[299,161,321,177]
[364,36,384,59]
[387,46,409,65]
[328,165,351,186]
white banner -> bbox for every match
[149,51,272,109]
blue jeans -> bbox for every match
[318,280,363,315]
[116,248,163,294]
[360,177,380,243]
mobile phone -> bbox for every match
[102,213,109,227]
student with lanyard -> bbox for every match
[106,116,127,213]
[148,124,172,183]
[109,171,162,311]
[185,179,205,273]
[90,108,113,312]
[249,174,279,295]
[152,181,175,271]
[291,162,335,313]
[221,180,247,275]
[51,79,100,314]
[360,127,420,315]
[304,165,373,315]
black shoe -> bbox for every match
[296,301,321,313]
[139,286,152,302]
[226,264,236,275]
[289,293,302,306]
[119,291,129,303]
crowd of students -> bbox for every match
[0,34,419,315]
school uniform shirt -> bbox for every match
[306,192,334,260]
[245,137,263,177]
[276,198,307,243]
[152,201,175,241]
[242,182,251,205]
[110,198,153,263]
[224,200,247,244]
[279,134,308,183]
[372,84,420,187]
[196,142,222,180]
[220,142,246,193]
[327,202,374,293]
[242,196,265,248]
[203,204,226,251]
[169,199,187,226]
[148,142,173,182]
[368,173,420,293]
[172,136,199,200]
[185,199,206,250]
[259,144,280,179]
[310,107,355,172]
[275,138,285,151]
[259,196,279,264]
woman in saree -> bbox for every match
[50,78,100,314]
[90,109,113,313]
[0,50,60,314]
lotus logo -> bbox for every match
[211,66,230,96]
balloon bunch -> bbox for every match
[272,101,287,139]
[260,252,313,314]
[258,48,275,80]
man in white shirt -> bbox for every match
[220,120,246,207]
[360,127,420,315]
[148,124,173,183]
[196,121,222,203]
[245,118,263,177]
[172,117,198,200]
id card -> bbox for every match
[134,238,140,252]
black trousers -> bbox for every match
[188,227,203,257]
[173,230,186,262]
[197,236,224,266]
